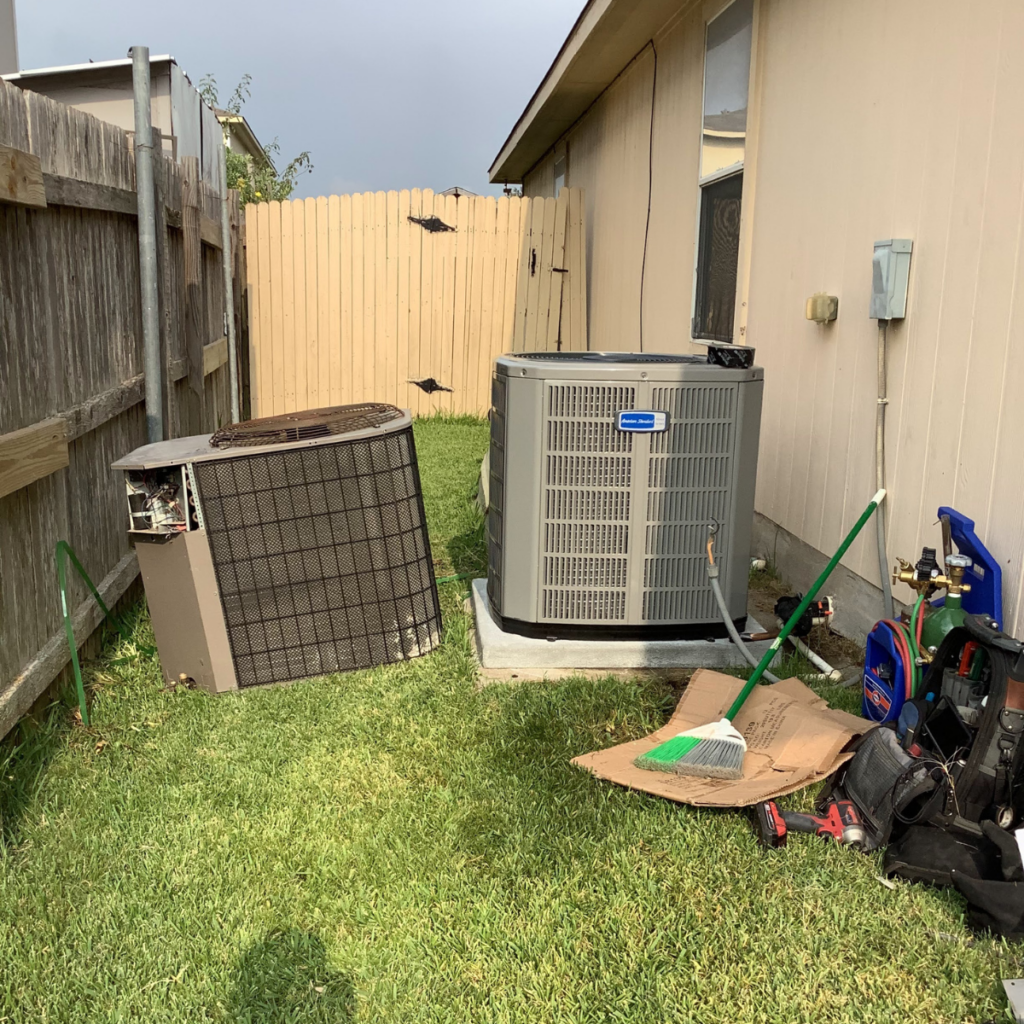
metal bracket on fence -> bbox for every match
[408,215,454,233]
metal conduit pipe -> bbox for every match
[131,45,164,444]
[876,319,894,620]
[220,155,240,423]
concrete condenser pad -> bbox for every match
[470,578,772,674]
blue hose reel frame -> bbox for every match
[862,506,1002,724]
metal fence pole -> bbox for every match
[220,153,240,422]
[131,45,164,443]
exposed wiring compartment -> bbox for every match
[124,467,198,535]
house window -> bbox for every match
[553,145,567,196]
[693,0,753,341]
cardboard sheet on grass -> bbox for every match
[573,669,873,808]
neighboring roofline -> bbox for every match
[2,54,175,81]
[488,0,691,183]
[216,112,275,173]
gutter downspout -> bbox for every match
[220,154,240,422]
[131,45,164,443]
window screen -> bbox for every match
[692,172,743,342]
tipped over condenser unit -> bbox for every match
[112,404,441,692]
[486,352,764,640]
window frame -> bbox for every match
[690,0,756,345]
[692,170,744,342]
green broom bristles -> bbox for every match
[633,719,746,779]
[633,734,702,773]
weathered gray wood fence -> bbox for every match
[0,76,246,738]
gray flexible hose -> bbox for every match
[708,567,781,684]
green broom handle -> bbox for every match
[724,489,887,720]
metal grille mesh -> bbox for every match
[209,403,404,449]
[542,384,634,621]
[643,385,736,621]
[194,426,441,687]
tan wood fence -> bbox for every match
[245,187,587,418]
[0,76,246,738]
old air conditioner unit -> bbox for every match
[486,352,763,640]
[112,404,441,692]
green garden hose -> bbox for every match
[909,593,927,696]
[55,541,153,726]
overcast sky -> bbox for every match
[14,0,581,198]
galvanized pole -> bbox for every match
[131,45,164,443]
[220,152,240,422]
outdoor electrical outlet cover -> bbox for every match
[806,293,839,323]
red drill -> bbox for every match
[755,798,869,851]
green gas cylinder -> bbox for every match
[919,555,972,654]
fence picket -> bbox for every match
[246,189,585,415]
[315,195,330,410]
[407,189,424,418]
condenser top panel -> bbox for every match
[112,407,413,471]
[496,351,763,383]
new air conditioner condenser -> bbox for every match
[487,352,763,640]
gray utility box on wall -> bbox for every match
[486,352,764,641]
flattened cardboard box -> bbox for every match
[572,669,873,808]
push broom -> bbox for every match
[635,489,887,780]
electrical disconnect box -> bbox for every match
[870,239,913,319]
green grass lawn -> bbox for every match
[0,417,1020,1023]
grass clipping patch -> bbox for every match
[573,669,872,807]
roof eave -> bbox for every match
[218,114,276,174]
[2,55,175,82]
[488,0,690,183]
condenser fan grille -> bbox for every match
[194,425,441,687]
[209,403,404,449]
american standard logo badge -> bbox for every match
[616,410,669,432]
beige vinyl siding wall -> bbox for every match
[747,0,1024,635]
[526,35,699,353]
[523,153,556,198]
[519,0,1024,636]
[523,5,708,352]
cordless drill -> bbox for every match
[755,798,869,851]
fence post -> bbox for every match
[220,159,240,423]
[182,157,205,425]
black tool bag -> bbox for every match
[902,615,1024,836]
[874,616,1024,937]
[828,616,1024,859]
[824,725,938,847]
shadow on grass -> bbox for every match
[0,707,69,847]
[446,511,487,582]
[0,604,153,848]
[452,675,678,880]
[228,929,355,1023]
